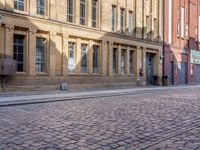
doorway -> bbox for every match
[146,53,154,85]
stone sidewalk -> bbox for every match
[0,85,200,106]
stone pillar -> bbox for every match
[62,35,69,76]
[76,38,81,74]
[142,47,146,78]
[0,25,5,58]
[117,45,121,75]
[126,47,130,75]
[5,25,14,58]
[28,29,37,76]
[101,40,108,76]
[75,0,80,25]
[108,41,113,76]
[88,40,93,74]
[49,32,57,77]
[136,46,142,78]
[87,0,92,27]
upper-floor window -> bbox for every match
[177,19,180,37]
[80,0,86,25]
[128,11,133,35]
[146,16,149,34]
[112,6,116,32]
[37,0,46,16]
[181,7,184,38]
[92,0,97,28]
[120,8,125,33]
[14,0,24,11]
[67,0,74,23]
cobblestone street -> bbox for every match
[0,87,200,150]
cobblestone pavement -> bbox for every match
[0,87,200,150]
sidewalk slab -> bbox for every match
[0,85,200,106]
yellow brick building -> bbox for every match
[0,0,163,91]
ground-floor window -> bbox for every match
[36,37,46,72]
[81,44,87,73]
[13,34,25,72]
[121,49,126,74]
[113,48,117,74]
[93,45,99,73]
[68,42,75,73]
[129,50,134,74]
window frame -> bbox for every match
[37,0,46,16]
[14,0,25,11]
[67,0,74,23]
[36,37,46,73]
[80,0,87,25]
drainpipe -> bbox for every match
[162,0,165,85]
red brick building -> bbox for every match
[163,0,200,85]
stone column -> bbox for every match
[76,38,81,74]
[117,45,121,75]
[28,29,37,76]
[49,32,57,77]
[108,41,113,76]
[101,40,108,76]
[142,47,146,78]
[126,47,130,75]
[0,25,5,58]
[5,25,14,58]
[87,0,92,27]
[62,35,69,76]
[88,40,93,74]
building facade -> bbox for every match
[0,0,163,91]
[164,0,200,85]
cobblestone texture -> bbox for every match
[0,87,200,150]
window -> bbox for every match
[185,23,188,40]
[13,35,24,72]
[67,0,74,22]
[81,44,87,73]
[80,0,86,25]
[121,49,125,74]
[198,16,200,42]
[93,45,99,73]
[120,8,125,33]
[112,6,116,32]
[146,16,149,34]
[154,18,157,37]
[177,19,180,37]
[36,37,46,72]
[181,7,184,38]
[113,48,117,73]
[128,11,133,35]
[37,0,45,15]
[14,0,24,11]
[68,42,75,73]
[92,0,97,28]
[191,64,194,76]
[129,51,134,74]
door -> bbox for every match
[169,62,174,85]
[146,53,154,85]
[177,62,187,85]
[196,65,200,84]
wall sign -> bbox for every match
[190,50,200,65]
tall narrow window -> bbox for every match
[80,0,86,25]
[181,7,184,38]
[128,11,133,35]
[112,6,116,32]
[129,51,134,74]
[13,35,24,72]
[81,44,87,73]
[93,45,99,73]
[36,37,46,72]
[37,0,45,16]
[68,42,75,73]
[67,0,74,22]
[14,0,25,11]
[120,8,125,33]
[186,23,188,40]
[92,0,97,28]
[198,16,200,42]
[146,16,149,34]
[177,19,180,37]
[113,48,117,73]
[121,49,125,74]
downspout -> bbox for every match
[162,0,165,85]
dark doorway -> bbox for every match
[196,65,200,84]
[146,53,154,85]
[169,61,174,85]
[177,62,187,85]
